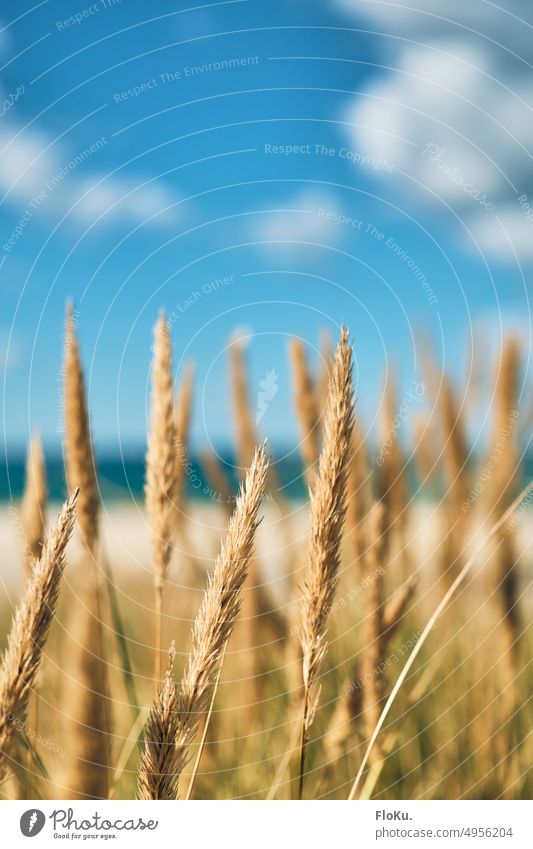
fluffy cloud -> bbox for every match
[339,0,533,261]
[0,326,21,370]
[253,190,352,251]
[337,0,532,45]
[0,122,178,231]
[0,17,176,232]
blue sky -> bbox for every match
[1,0,532,455]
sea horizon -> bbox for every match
[2,450,532,504]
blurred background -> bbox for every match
[1,3,532,802]
[1,0,532,497]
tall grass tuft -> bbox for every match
[64,304,99,558]
[289,338,320,487]
[63,304,111,800]
[137,443,269,799]
[360,503,386,761]
[174,362,195,527]
[490,338,521,669]
[229,335,257,472]
[145,314,178,684]
[298,326,354,798]
[136,645,180,801]
[377,374,408,561]
[20,435,48,577]
[0,493,78,782]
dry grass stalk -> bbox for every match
[439,376,470,518]
[360,503,386,758]
[357,515,416,759]
[174,363,194,450]
[317,423,371,787]
[346,420,371,567]
[497,529,520,671]
[0,492,78,782]
[174,362,195,526]
[378,375,408,553]
[347,480,533,800]
[321,569,416,789]
[229,336,281,708]
[60,595,112,800]
[382,575,417,639]
[173,443,269,784]
[64,304,99,559]
[63,305,111,800]
[199,450,234,515]
[136,645,180,801]
[285,338,326,700]
[437,376,471,583]
[229,336,257,472]
[412,412,438,487]
[319,670,362,787]
[19,434,48,791]
[20,435,47,576]
[490,339,521,673]
[298,326,354,798]
[145,314,178,682]
[489,338,521,510]
[289,338,321,487]
[137,443,269,799]
[464,328,489,420]
[171,363,198,581]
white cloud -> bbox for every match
[253,190,350,251]
[0,20,12,56]
[338,1,533,262]
[467,203,533,260]
[0,17,178,234]
[337,0,533,49]
[0,122,178,230]
[0,127,52,201]
[0,327,21,370]
[71,175,176,226]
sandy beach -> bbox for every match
[2,499,532,614]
